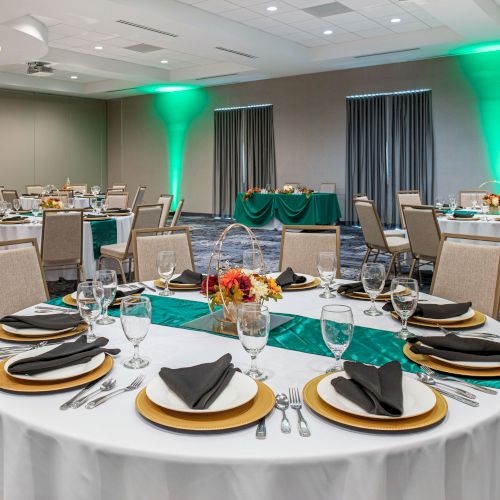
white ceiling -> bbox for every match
[0,0,499,98]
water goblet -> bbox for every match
[321,304,354,372]
[94,270,118,325]
[317,251,336,299]
[77,281,104,342]
[91,185,101,196]
[120,296,152,369]
[157,250,176,296]
[67,197,75,209]
[391,278,419,340]
[12,199,20,212]
[361,263,385,316]
[449,195,457,211]
[237,303,270,381]
[243,249,262,274]
[435,196,444,210]
[31,200,41,223]
[89,197,97,214]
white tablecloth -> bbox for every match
[0,214,133,279]
[20,197,102,210]
[1,283,500,500]
[438,216,500,240]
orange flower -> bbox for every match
[219,268,243,289]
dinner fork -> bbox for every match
[421,365,497,395]
[438,326,499,340]
[85,374,145,409]
[288,387,311,437]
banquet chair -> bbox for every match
[170,199,184,227]
[354,199,410,279]
[98,204,162,283]
[402,205,441,281]
[106,192,129,210]
[279,225,341,277]
[0,239,49,317]
[431,233,500,318]
[459,189,487,208]
[131,186,147,212]
[25,185,43,195]
[132,226,195,281]
[106,189,125,195]
[41,209,84,281]
[71,184,87,195]
[158,194,173,227]
[396,190,422,229]
[1,189,19,204]
[319,183,336,193]
[353,195,404,238]
[112,184,127,191]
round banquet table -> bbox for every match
[0,214,133,279]
[437,216,500,240]
[1,282,500,500]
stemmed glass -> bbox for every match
[391,278,419,340]
[361,263,385,316]
[435,196,444,210]
[243,249,261,274]
[317,252,336,299]
[95,199,103,214]
[237,303,270,380]
[91,185,101,196]
[321,304,354,372]
[157,250,176,296]
[94,270,118,325]
[77,281,104,342]
[12,199,20,212]
[89,197,97,214]
[120,296,152,369]
[31,199,41,223]
[449,195,457,211]
[481,203,490,221]
[67,197,75,209]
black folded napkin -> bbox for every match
[383,301,471,319]
[104,208,130,214]
[159,353,239,409]
[408,335,500,362]
[115,286,145,299]
[337,280,390,295]
[2,216,27,222]
[0,312,82,331]
[171,270,204,285]
[7,336,120,375]
[452,211,476,219]
[331,361,404,417]
[276,267,307,287]
[84,213,108,219]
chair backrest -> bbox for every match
[396,190,422,228]
[132,226,195,281]
[131,186,147,212]
[354,200,387,250]
[106,192,129,210]
[459,190,487,208]
[431,234,500,318]
[0,239,49,317]
[106,189,125,195]
[402,205,441,261]
[1,189,19,204]
[158,194,173,227]
[320,183,336,193]
[353,193,368,202]
[71,184,87,194]
[170,198,184,227]
[26,185,43,195]
[279,225,341,277]
[124,204,163,254]
[41,210,83,266]
[112,184,127,191]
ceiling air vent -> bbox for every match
[355,47,420,58]
[215,47,257,59]
[196,73,239,80]
[116,20,178,38]
[302,2,352,18]
[125,43,163,53]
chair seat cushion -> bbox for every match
[386,237,410,252]
[100,242,129,259]
[384,229,407,238]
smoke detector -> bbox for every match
[27,61,54,76]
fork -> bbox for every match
[421,365,497,395]
[438,326,499,340]
[85,374,145,409]
[288,387,311,437]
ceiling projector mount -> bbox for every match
[27,61,53,75]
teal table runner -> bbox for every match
[48,295,500,388]
[233,192,342,226]
[89,219,117,259]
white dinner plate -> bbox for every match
[268,272,315,288]
[317,371,436,420]
[4,345,105,382]
[427,354,500,369]
[1,321,73,337]
[146,370,258,414]
[413,307,475,324]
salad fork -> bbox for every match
[85,374,145,409]
[288,387,311,437]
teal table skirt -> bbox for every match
[89,219,117,259]
[233,193,342,227]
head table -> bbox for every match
[1,281,499,500]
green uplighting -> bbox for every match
[451,41,500,56]
[139,84,196,94]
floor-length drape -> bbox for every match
[245,106,277,190]
[213,108,243,218]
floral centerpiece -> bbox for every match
[40,197,63,209]
[277,185,314,195]
[242,187,262,201]
[483,193,500,212]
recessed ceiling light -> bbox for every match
[70,75,78,79]
[390,18,401,23]
[160,59,168,64]
[94,45,103,50]
[323,29,333,35]
[267,6,278,11]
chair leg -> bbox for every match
[409,258,417,278]
[78,264,85,282]
[386,254,396,280]
[127,258,133,282]
[373,250,380,263]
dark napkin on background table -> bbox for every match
[1,216,27,222]
[337,280,391,295]
[159,353,239,409]
[115,286,145,299]
[452,211,476,219]
[408,335,500,362]
[331,360,404,417]
[383,301,471,319]
[104,208,130,214]
[7,336,120,375]
[0,312,82,330]
[84,213,108,219]
[276,267,307,287]
[171,270,204,285]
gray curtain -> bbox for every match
[213,108,243,218]
[245,106,277,189]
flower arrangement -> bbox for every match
[483,193,500,208]
[277,185,313,195]
[40,197,63,209]
[242,187,261,201]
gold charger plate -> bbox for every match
[62,293,137,308]
[390,310,486,330]
[0,354,113,393]
[0,323,88,343]
[282,277,321,292]
[83,216,110,222]
[136,381,274,432]
[303,374,447,432]
[154,278,201,291]
[403,343,500,378]
[104,212,131,217]
[340,291,390,302]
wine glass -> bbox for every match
[157,250,176,296]
[3,203,12,217]
[361,263,385,316]
[12,199,20,212]
[449,195,457,211]
[77,281,104,342]
[120,296,152,369]
[94,270,117,325]
[67,197,74,209]
[89,197,97,213]
[317,252,336,299]
[91,185,101,196]
[243,249,261,274]
[31,199,41,223]
[481,203,490,221]
[435,196,444,210]
[237,303,270,380]
[95,199,103,214]
[321,304,354,372]
[391,278,419,340]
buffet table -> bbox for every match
[233,192,341,229]
[1,283,499,500]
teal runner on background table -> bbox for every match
[89,219,117,259]
[233,192,341,226]
[48,295,500,388]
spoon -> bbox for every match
[70,378,117,408]
[275,393,291,434]
[416,372,477,402]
